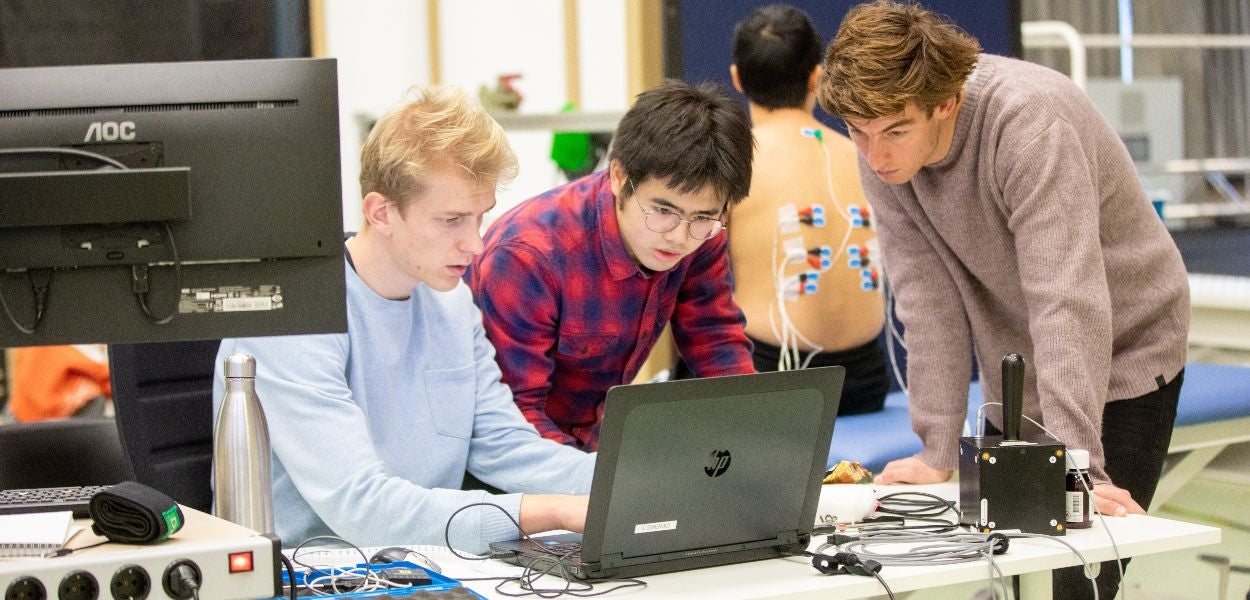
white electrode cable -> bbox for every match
[814,135,857,264]
[769,228,824,371]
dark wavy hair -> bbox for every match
[610,80,754,207]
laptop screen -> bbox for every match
[581,366,843,567]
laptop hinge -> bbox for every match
[780,530,806,544]
[599,534,806,570]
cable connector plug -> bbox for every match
[163,561,202,600]
[130,264,151,294]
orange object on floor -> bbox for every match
[9,345,110,422]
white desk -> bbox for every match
[459,485,1221,599]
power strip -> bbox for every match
[1,507,280,600]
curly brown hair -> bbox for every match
[818,0,980,120]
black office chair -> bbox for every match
[108,340,220,513]
[0,417,135,489]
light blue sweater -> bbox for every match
[213,260,595,553]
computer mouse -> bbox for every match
[368,546,442,574]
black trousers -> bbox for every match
[1051,369,1185,598]
[748,336,890,416]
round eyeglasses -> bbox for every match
[629,180,726,240]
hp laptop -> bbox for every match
[490,366,844,580]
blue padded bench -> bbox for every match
[827,362,1250,511]
[1154,363,1250,509]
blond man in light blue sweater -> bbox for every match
[215,86,593,553]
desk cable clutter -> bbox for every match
[808,488,1116,600]
[282,535,475,598]
[808,354,1130,599]
[446,503,646,598]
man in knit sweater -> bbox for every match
[819,2,1188,596]
[214,86,593,553]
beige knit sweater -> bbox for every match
[861,55,1189,482]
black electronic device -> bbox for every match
[491,367,843,580]
[0,57,344,600]
[0,485,107,517]
[0,58,346,346]
[959,354,1066,535]
[377,567,433,586]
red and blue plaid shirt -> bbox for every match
[467,171,754,450]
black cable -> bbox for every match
[0,269,53,334]
[287,534,372,592]
[0,147,128,170]
[289,535,361,594]
[874,491,959,520]
[46,539,110,558]
[132,222,181,324]
[2,148,182,326]
[170,564,200,600]
[2,146,156,334]
[278,553,299,600]
[443,502,646,598]
[870,569,898,600]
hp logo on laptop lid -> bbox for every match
[704,450,732,477]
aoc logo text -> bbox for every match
[84,121,136,142]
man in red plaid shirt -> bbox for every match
[467,81,757,451]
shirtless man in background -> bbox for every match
[729,4,888,415]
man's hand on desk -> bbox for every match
[875,456,953,484]
[519,494,589,534]
[1092,483,1145,517]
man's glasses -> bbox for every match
[629,179,725,240]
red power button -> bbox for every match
[228,551,254,573]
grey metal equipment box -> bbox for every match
[959,436,1067,535]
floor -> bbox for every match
[1113,348,1250,598]
[1129,469,1250,600]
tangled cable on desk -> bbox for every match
[444,502,646,598]
[287,535,432,597]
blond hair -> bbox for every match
[818,0,980,120]
[358,85,518,212]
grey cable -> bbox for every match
[1009,532,1101,600]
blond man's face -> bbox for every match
[387,164,495,292]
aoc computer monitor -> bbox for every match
[0,57,346,346]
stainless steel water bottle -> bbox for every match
[213,353,274,533]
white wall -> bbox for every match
[321,0,630,232]
[578,0,629,112]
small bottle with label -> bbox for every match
[1065,449,1093,529]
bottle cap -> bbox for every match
[1065,448,1090,471]
[223,353,257,378]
